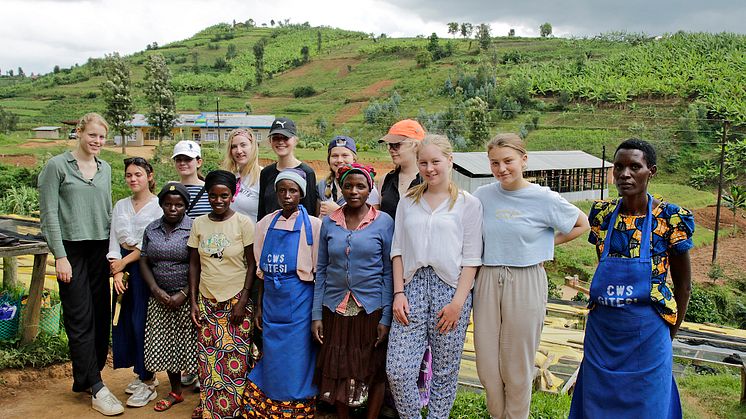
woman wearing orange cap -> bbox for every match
[378,119,426,219]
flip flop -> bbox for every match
[154,391,184,412]
[191,403,204,419]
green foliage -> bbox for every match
[571,291,589,302]
[540,22,553,38]
[253,39,265,86]
[364,91,401,128]
[292,86,317,98]
[0,186,39,216]
[476,23,492,50]
[679,371,746,419]
[226,43,238,60]
[449,390,572,418]
[464,96,489,149]
[0,332,70,369]
[143,54,177,143]
[100,53,134,153]
[415,50,432,68]
[0,106,19,133]
[685,286,723,324]
[723,184,746,235]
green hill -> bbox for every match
[1,24,745,185]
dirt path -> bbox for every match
[0,364,195,418]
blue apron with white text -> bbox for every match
[569,195,681,419]
[248,205,318,400]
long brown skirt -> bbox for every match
[313,308,387,406]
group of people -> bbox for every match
[39,112,693,419]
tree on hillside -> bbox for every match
[723,185,746,236]
[0,106,19,133]
[17,67,25,78]
[53,65,60,74]
[270,19,275,27]
[253,40,265,85]
[144,54,177,145]
[245,101,253,114]
[226,44,237,60]
[460,23,474,48]
[476,23,492,51]
[301,45,310,63]
[447,22,459,38]
[317,30,322,52]
[101,53,134,154]
[509,28,515,37]
[465,97,489,149]
[540,22,553,38]
[247,18,255,27]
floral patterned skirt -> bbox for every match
[198,292,258,419]
[241,380,315,418]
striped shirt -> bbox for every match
[185,184,211,219]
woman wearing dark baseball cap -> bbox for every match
[257,117,319,222]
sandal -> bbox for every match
[154,391,184,412]
[191,403,204,419]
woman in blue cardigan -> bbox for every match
[312,163,394,419]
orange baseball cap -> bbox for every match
[379,119,426,143]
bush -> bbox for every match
[415,50,432,68]
[685,287,722,324]
[0,186,39,216]
[292,86,317,98]
[0,332,69,369]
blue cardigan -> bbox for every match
[313,211,394,326]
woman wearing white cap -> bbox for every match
[242,168,322,418]
[257,117,319,221]
[172,140,211,219]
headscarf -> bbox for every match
[336,163,376,191]
[274,168,307,197]
[204,170,237,195]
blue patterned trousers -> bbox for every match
[386,267,473,419]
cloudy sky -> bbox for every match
[2,0,743,75]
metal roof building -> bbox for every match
[453,151,613,202]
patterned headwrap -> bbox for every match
[336,163,376,190]
[204,170,237,195]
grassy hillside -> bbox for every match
[1,25,745,186]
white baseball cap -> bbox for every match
[171,140,201,159]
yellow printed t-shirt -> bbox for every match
[188,212,255,302]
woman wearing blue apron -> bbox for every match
[569,139,694,419]
[242,168,322,418]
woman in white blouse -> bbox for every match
[386,135,483,419]
[108,157,163,408]
[222,128,262,223]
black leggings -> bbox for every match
[58,240,111,392]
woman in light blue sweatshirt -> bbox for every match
[312,163,394,419]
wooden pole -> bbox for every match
[20,253,47,344]
[600,146,606,200]
[712,121,729,264]
[2,256,17,288]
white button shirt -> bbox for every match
[107,196,163,260]
[391,191,483,288]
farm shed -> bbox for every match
[113,113,275,146]
[31,126,61,140]
[453,151,612,202]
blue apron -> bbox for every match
[248,205,318,401]
[569,195,682,419]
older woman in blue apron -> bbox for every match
[569,138,694,419]
[241,168,322,418]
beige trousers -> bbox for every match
[473,265,547,419]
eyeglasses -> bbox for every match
[387,141,409,151]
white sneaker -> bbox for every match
[181,372,198,386]
[92,386,124,416]
[126,383,157,407]
[124,377,160,394]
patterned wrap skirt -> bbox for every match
[144,296,197,373]
[314,307,387,407]
[198,292,258,419]
[241,380,316,418]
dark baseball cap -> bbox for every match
[268,117,297,138]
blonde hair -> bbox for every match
[486,133,527,156]
[405,134,461,210]
[222,128,261,186]
[76,112,109,135]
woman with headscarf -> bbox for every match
[188,170,258,419]
[140,182,197,412]
[313,163,393,419]
[108,157,163,408]
[317,135,381,217]
[241,168,322,418]
[569,139,693,419]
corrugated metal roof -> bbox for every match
[453,151,612,176]
[129,113,275,129]
[32,126,61,131]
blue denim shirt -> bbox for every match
[313,211,394,326]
